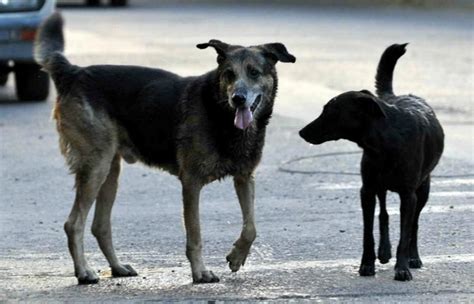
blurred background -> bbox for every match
[1,0,473,302]
[1,0,472,124]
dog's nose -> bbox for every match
[232,93,246,107]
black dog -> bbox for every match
[299,44,444,281]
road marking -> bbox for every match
[245,254,474,272]
[387,204,474,215]
[306,181,360,190]
[430,191,474,197]
[432,179,474,186]
[309,182,474,191]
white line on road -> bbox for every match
[244,254,474,272]
[386,204,474,215]
[1,253,472,272]
[308,180,474,191]
[430,191,474,197]
[433,179,474,186]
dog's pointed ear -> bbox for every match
[356,92,387,118]
[197,39,230,64]
[259,43,296,64]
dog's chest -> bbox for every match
[202,154,258,182]
[178,128,263,181]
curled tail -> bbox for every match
[375,43,408,97]
[34,12,78,95]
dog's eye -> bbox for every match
[248,68,260,78]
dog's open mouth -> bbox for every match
[250,95,262,112]
[234,95,262,130]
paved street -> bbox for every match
[1,2,473,302]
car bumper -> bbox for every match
[0,40,36,62]
[0,0,55,62]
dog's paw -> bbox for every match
[378,244,392,264]
[226,245,250,272]
[394,268,413,281]
[77,269,99,285]
[193,270,220,284]
[358,264,375,276]
[112,264,138,277]
[408,258,423,269]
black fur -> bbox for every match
[375,43,408,97]
[60,62,274,179]
[77,65,185,167]
[299,44,444,281]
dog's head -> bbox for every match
[197,39,295,130]
[299,90,387,144]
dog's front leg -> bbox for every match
[394,191,417,281]
[359,186,376,276]
[181,176,220,283]
[226,174,256,272]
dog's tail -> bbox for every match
[375,43,408,97]
[34,12,78,95]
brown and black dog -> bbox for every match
[35,13,295,284]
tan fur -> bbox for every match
[53,96,140,283]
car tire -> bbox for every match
[0,62,8,86]
[87,0,100,6]
[110,0,127,6]
[0,73,7,86]
[15,63,49,101]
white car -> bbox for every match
[0,0,56,101]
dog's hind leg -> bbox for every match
[64,158,113,285]
[394,191,417,281]
[377,190,392,264]
[226,174,256,272]
[91,154,138,277]
[181,175,219,283]
[409,176,430,269]
[359,186,376,276]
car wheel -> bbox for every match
[0,73,7,86]
[15,63,50,101]
[0,62,8,86]
[87,0,100,6]
[110,0,127,6]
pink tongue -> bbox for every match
[234,107,253,130]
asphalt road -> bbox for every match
[1,2,473,302]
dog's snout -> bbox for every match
[298,129,306,139]
[299,123,325,145]
[232,93,247,107]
